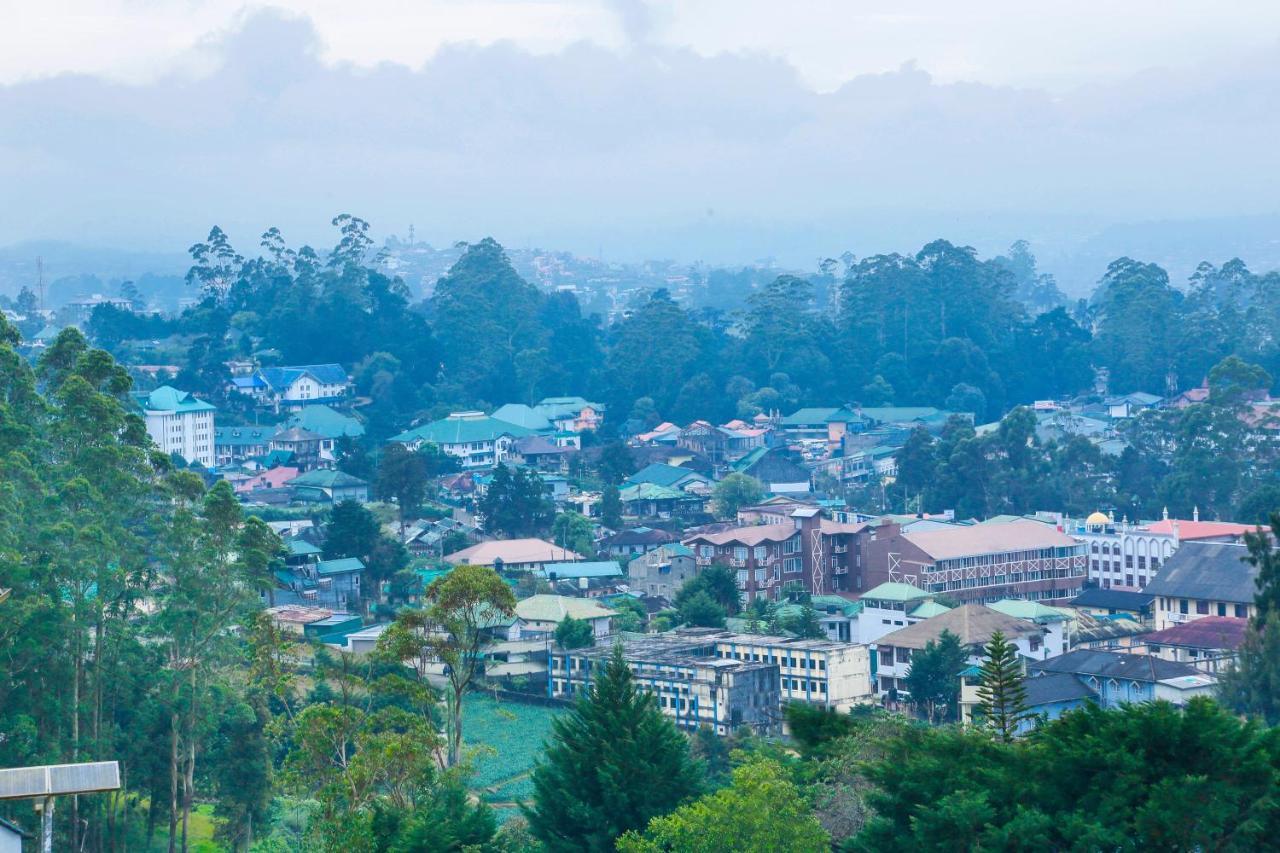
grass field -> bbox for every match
[462,692,562,813]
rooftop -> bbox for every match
[444,538,583,566]
[1023,670,1098,707]
[860,581,932,603]
[1143,542,1260,604]
[626,462,708,488]
[903,518,1080,561]
[315,557,365,576]
[987,599,1069,623]
[259,363,348,390]
[1144,518,1257,541]
[1069,587,1155,611]
[1141,616,1249,650]
[492,403,554,432]
[876,604,1042,650]
[286,468,368,489]
[1030,649,1211,684]
[390,412,536,446]
[515,594,615,623]
[135,385,215,414]
[538,561,624,579]
[284,404,365,438]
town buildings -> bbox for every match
[230,363,350,411]
[390,411,536,468]
[550,634,780,735]
[627,544,699,600]
[1028,649,1217,708]
[1136,616,1247,673]
[859,518,1088,604]
[133,385,216,467]
[683,508,866,601]
[443,538,584,573]
[1143,541,1259,629]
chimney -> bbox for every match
[1193,506,1200,523]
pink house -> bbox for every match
[234,466,300,494]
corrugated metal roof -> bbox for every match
[0,762,120,799]
[1143,542,1259,604]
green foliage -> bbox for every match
[974,630,1030,741]
[551,511,595,557]
[676,564,741,615]
[852,698,1280,852]
[600,484,623,529]
[479,464,554,538]
[554,616,595,649]
[608,594,648,633]
[1219,512,1280,723]
[618,758,828,853]
[524,645,702,851]
[903,630,967,724]
[784,703,859,757]
[675,590,726,628]
[711,473,764,519]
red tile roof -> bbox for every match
[1142,616,1248,650]
[1144,519,1257,541]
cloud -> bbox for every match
[1,9,1279,276]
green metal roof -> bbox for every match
[286,538,322,556]
[988,599,1069,623]
[861,581,932,602]
[811,595,862,617]
[391,413,536,445]
[315,557,366,576]
[135,385,216,414]
[285,405,365,438]
[538,561,624,579]
[780,407,843,426]
[909,600,952,619]
[287,469,368,489]
[626,462,706,488]
[491,404,554,432]
[619,482,689,502]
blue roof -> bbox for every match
[134,385,215,414]
[316,557,366,576]
[626,462,706,488]
[215,426,274,446]
[492,403,554,432]
[231,375,267,390]
[538,561,623,579]
[259,364,348,391]
[285,404,365,438]
[390,413,535,445]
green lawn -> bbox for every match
[462,692,562,811]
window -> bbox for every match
[784,557,802,574]
[1179,599,1189,615]
[753,545,767,561]
[895,647,912,665]
[879,648,893,666]
[784,537,801,554]
[1196,600,1209,615]
[1217,603,1227,617]
[1236,604,1249,618]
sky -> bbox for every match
[3,2,1280,278]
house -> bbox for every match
[534,396,604,432]
[270,427,328,470]
[628,543,698,600]
[537,561,626,597]
[618,482,706,519]
[256,363,350,410]
[214,426,274,466]
[390,411,536,469]
[676,421,767,472]
[511,435,574,473]
[1105,391,1163,419]
[491,403,555,433]
[1144,541,1260,629]
[133,385,216,467]
[444,538,583,572]
[986,598,1070,657]
[683,509,867,601]
[625,462,712,493]
[1067,587,1155,624]
[852,581,938,644]
[286,468,370,504]
[872,604,1048,699]
[860,518,1088,604]
[779,407,865,450]
[732,446,813,493]
[1136,616,1248,673]
[1028,649,1217,708]
[601,526,677,558]
[233,465,299,495]
[1016,671,1101,731]
[550,634,779,735]
[313,557,365,610]
[634,421,682,444]
[283,404,365,443]
[1066,509,1254,589]
[514,594,615,639]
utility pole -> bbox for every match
[36,256,45,312]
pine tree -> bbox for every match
[974,630,1031,741]
[524,645,702,851]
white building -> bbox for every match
[133,386,216,467]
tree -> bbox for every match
[1219,511,1280,723]
[601,484,623,529]
[325,500,382,562]
[379,564,516,767]
[676,564,741,616]
[974,631,1031,741]
[853,698,1280,852]
[712,473,764,519]
[376,443,430,532]
[617,759,829,853]
[555,616,595,649]
[552,511,595,557]
[478,464,554,538]
[903,630,968,724]
[524,645,702,851]
[609,594,648,633]
[597,441,637,485]
[676,590,727,628]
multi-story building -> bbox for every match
[683,508,867,601]
[133,385,216,467]
[389,411,535,468]
[1063,509,1252,590]
[860,518,1087,604]
[708,631,873,711]
[550,634,780,735]
[256,364,350,410]
[872,604,1048,699]
[1143,541,1259,629]
[627,544,699,600]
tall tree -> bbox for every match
[974,631,1030,741]
[380,565,515,767]
[524,645,702,851]
[904,630,968,724]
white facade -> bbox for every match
[142,407,215,467]
[1067,516,1178,589]
[280,374,347,404]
